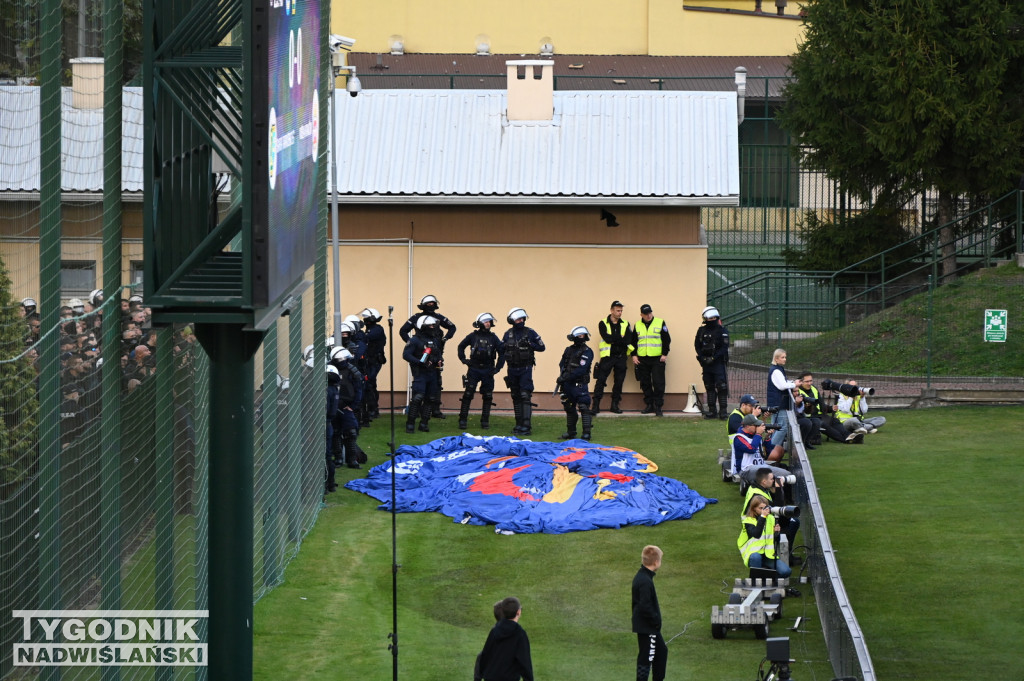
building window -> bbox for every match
[129,261,144,296]
[61,261,96,299]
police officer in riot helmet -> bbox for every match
[359,308,386,424]
[400,295,457,419]
[694,305,730,420]
[325,365,342,492]
[456,312,506,430]
[501,307,546,436]
[403,315,445,434]
[558,326,595,441]
[328,346,366,469]
[338,321,366,367]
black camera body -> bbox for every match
[765,405,782,414]
[820,378,875,397]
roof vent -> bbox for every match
[506,60,554,121]
[389,35,405,55]
[539,37,554,56]
[475,34,490,56]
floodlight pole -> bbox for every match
[329,63,343,345]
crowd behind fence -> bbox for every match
[0,280,326,679]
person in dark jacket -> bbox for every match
[477,596,533,681]
[632,545,667,681]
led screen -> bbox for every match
[256,0,321,307]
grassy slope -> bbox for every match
[731,262,1024,375]
[253,415,834,681]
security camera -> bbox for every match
[346,70,362,97]
[329,34,356,51]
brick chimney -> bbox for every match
[70,57,104,109]
[506,60,553,121]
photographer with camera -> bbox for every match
[737,495,792,578]
[730,414,770,479]
[833,378,885,436]
[743,467,800,569]
[726,394,765,438]
[803,373,856,443]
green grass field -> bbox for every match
[250,405,1020,681]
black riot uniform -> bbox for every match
[360,308,387,424]
[456,313,505,430]
[403,316,445,433]
[501,307,545,436]
[694,306,730,420]
[558,327,595,441]
[400,295,456,418]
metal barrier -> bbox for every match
[785,410,876,681]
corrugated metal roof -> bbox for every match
[348,54,791,98]
[331,89,739,204]
[0,86,144,193]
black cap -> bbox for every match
[610,300,624,308]
[640,304,653,314]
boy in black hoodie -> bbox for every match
[477,596,533,681]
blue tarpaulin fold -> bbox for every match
[345,435,717,534]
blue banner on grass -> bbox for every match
[345,435,717,534]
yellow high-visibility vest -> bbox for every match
[598,319,634,358]
[737,514,777,566]
[634,318,664,357]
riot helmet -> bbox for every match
[326,364,341,384]
[330,346,354,364]
[21,298,37,315]
[344,314,363,331]
[303,343,316,368]
[89,289,104,307]
[507,307,528,324]
[473,312,496,329]
[361,307,382,323]
[417,295,439,312]
[568,325,591,343]
[702,306,721,322]
[338,321,355,340]
[68,298,85,314]
[416,315,439,336]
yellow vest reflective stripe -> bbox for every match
[634,318,664,357]
[598,319,634,358]
[837,395,861,422]
[737,514,777,566]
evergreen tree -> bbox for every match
[779,0,1024,277]
[0,257,39,492]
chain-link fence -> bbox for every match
[0,1,328,677]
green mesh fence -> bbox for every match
[0,1,327,677]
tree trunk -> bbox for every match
[937,191,957,283]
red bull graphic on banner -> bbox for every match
[346,435,717,534]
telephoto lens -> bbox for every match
[770,505,801,519]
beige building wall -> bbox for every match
[335,0,802,57]
[326,240,708,409]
